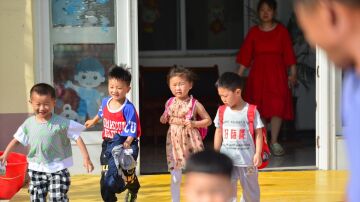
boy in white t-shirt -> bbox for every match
[214,72,264,202]
[0,83,94,201]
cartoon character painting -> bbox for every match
[56,87,87,123]
[52,0,86,27]
[65,57,105,119]
[60,104,83,123]
[141,0,160,33]
[209,3,226,34]
[52,0,113,30]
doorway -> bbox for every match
[137,0,316,174]
[139,66,220,173]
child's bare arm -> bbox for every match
[160,101,170,124]
[214,128,223,151]
[255,128,263,155]
[75,137,94,173]
[160,113,168,124]
[123,136,135,149]
[0,139,20,164]
[85,115,100,128]
[253,128,263,167]
[185,102,212,128]
[238,64,247,76]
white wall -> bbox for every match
[69,132,102,174]
[336,137,348,170]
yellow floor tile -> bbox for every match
[10,170,348,202]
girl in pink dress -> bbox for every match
[160,67,212,202]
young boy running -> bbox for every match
[85,66,141,202]
[0,83,94,201]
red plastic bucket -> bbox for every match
[0,151,27,199]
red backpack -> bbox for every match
[164,96,208,140]
[218,104,270,169]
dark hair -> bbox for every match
[166,67,197,84]
[186,150,233,179]
[257,0,277,12]
[108,65,132,86]
[215,72,245,91]
[295,0,360,7]
[30,83,56,99]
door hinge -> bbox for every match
[316,136,320,149]
[316,65,320,78]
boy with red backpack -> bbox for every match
[214,72,270,202]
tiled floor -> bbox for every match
[140,130,316,174]
[267,131,315,168]
[11,170,347,202]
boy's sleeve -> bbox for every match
[254,109,264,129]
[214,109,220,128]
[13,124,29,146]
[67,120,86,141]
[122,104,139,138]
[97,97,108,119]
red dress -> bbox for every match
[236,24,296,120]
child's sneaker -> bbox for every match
[124,191,137,202]
[271,143,285,156]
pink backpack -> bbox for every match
[164,96,208,140]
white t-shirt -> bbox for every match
[14,114,85,173]
[214,103,264,166]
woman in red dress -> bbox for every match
[237,0,297,156]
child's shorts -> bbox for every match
[28,169,71,202]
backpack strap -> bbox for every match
[163,97,175,116]
[247,104,256,138]
[186,96,197,120]
[218,105,227,130]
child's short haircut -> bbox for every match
[216,72,245,91]
[30,83,56,99]
[108,65,132,86]
[167,67,197,84]
[186,150,233,179]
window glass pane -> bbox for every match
[138,0,180,51]
[186,0,244,50]
[51,0,116,130]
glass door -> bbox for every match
[34,0,139,174]
[50,0,116,127]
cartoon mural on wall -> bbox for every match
[140,0,160,33]
[60,104,83,123]
[56,87,87,123]
[52,0,114,30]
[53,44,115,128]
[65,57,105,118]
[209,2,226,34]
